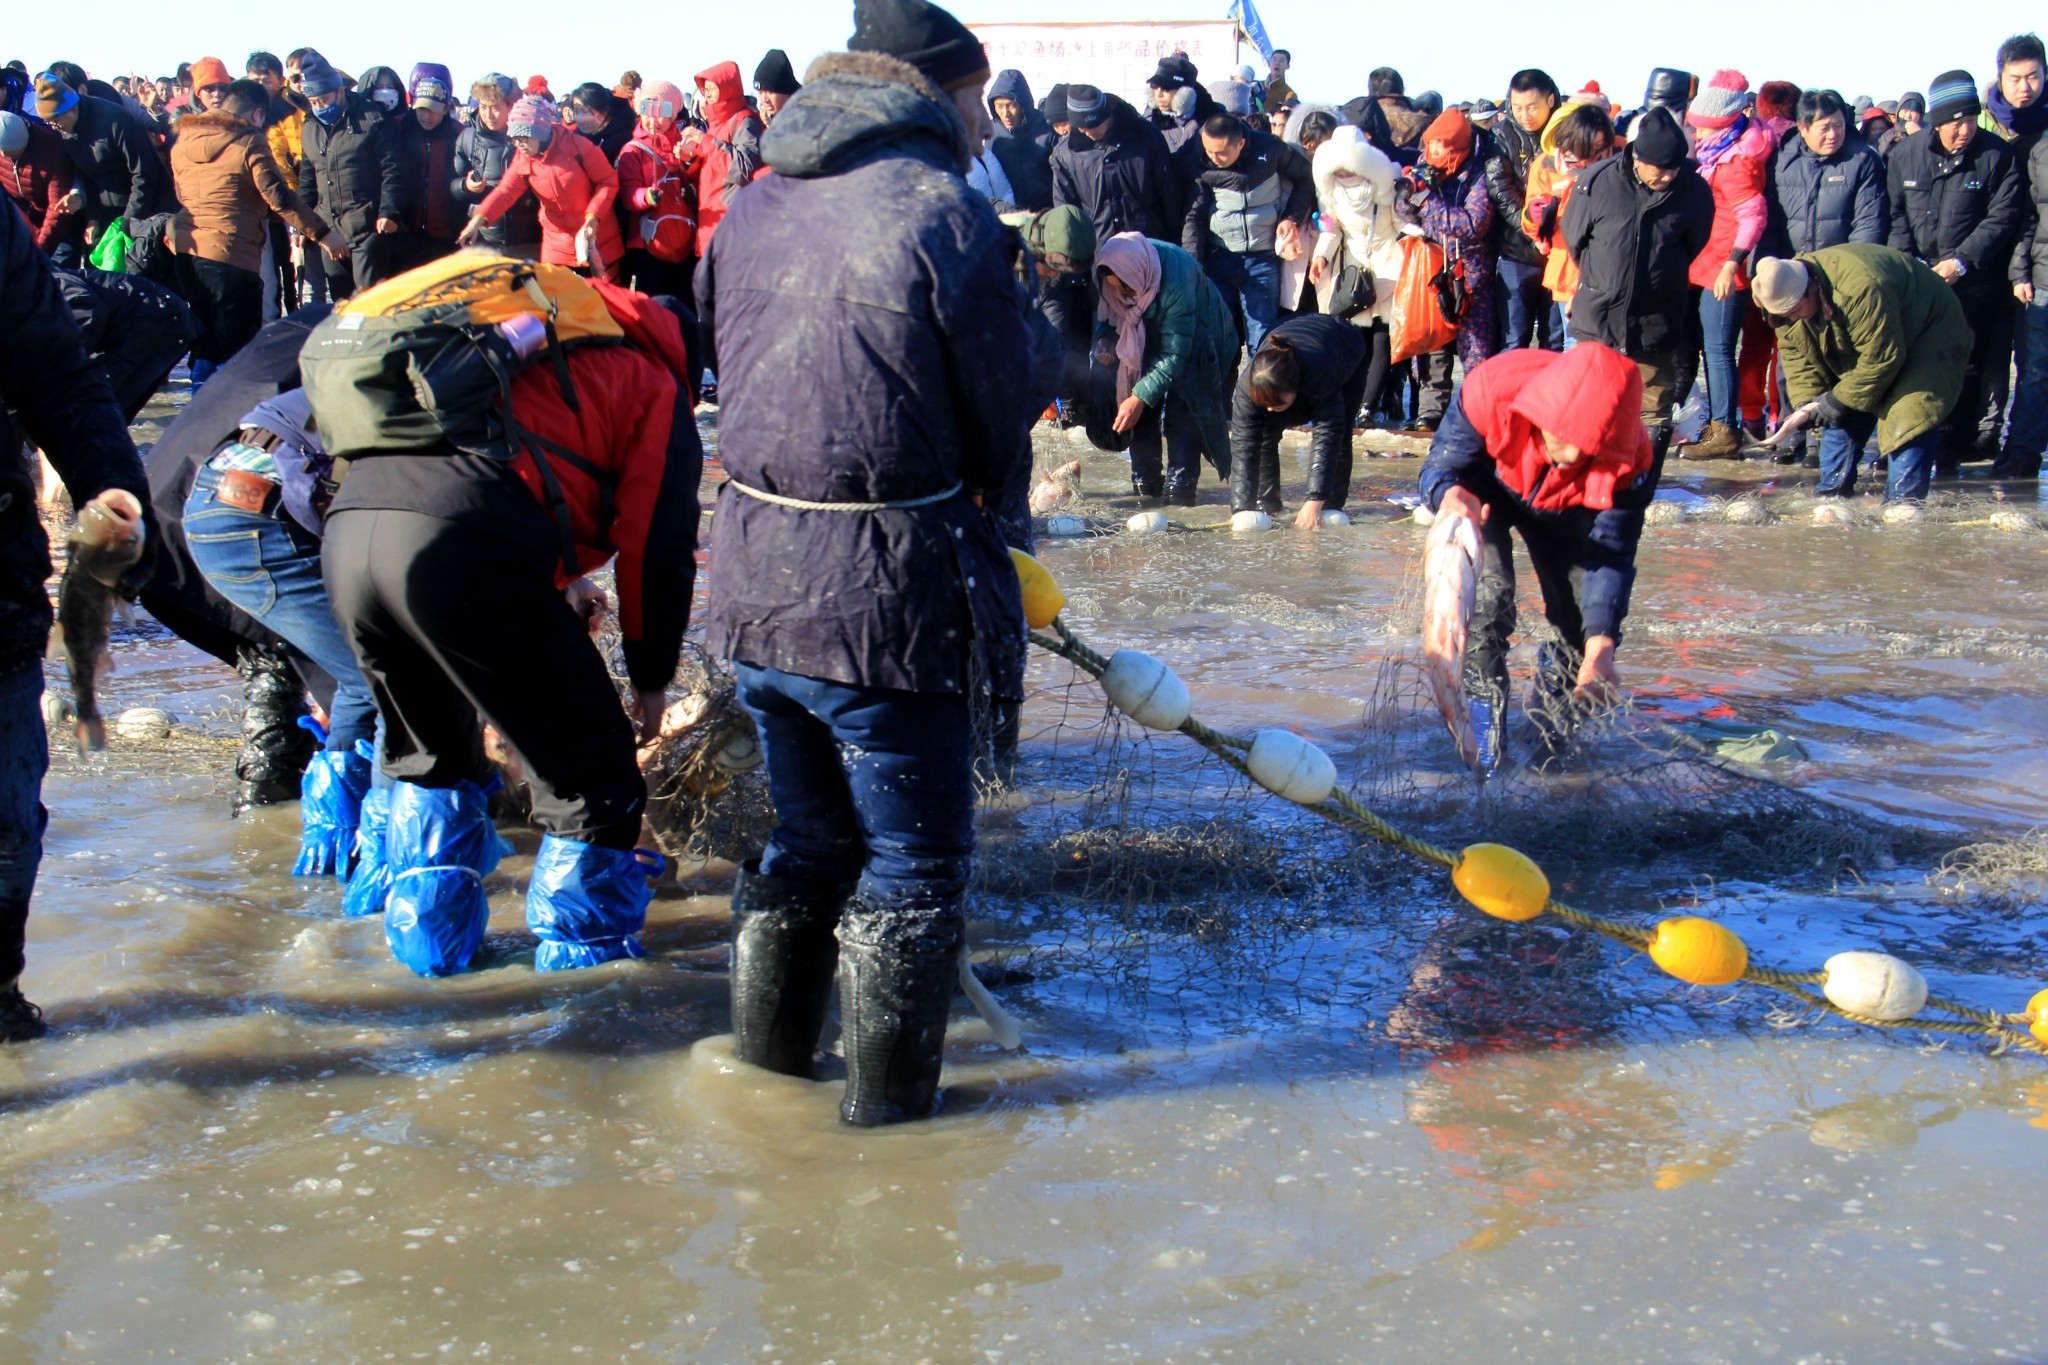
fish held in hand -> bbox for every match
[1421,506,1481,772]
[54,490,146,752]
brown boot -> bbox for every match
[1685,421,1743,459]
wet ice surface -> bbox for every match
[5,422,2048,1363]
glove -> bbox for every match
[1813,391,1851,427]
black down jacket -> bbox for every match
[1767,135,1890,256]
[696,51,1034,698]
[450,123,542,250]
[1050,95,1182,246]
[0,202,151,678]
[1559,144,1714,358]
[56,94,172,236]
[298,92,405,245]
[1886,128,2023,285]
[1230,314,1367,502]
[2010,138,2048,291]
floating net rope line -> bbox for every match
[1002,547,2048,1057]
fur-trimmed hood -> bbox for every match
[761,50,969,180]
[172,108,258,164]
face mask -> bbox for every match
[571,108,601,132]
[312,100,344,124]
[372,88,400,110]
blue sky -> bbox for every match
[13,0,2029,110]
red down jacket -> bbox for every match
[503,281,701,688]
[681,62,764,249]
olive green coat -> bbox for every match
[1095,239,1236,473]
[1778,243,1972,452]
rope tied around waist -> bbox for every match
[724,478,963,513]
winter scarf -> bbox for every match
[1986,80,2048,139]
[1421,109,1474,175]
[1692,113,1749,173]
[1097,232,1162,404]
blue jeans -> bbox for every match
[185,467,377,750]
[1236,250,1283,355]
[2004,296,2048,472]
[1698,287,1749,428]
[0,664,49,985]
[1496,257,1559,351]
[1816,410,1937,501]
[733,663,976,905]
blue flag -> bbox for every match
[1228,0,1274,64]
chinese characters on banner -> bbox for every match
[967,22,1243,111]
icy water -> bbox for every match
[5,415,2048,1363]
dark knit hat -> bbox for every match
[1368,66,1404,98]
[296,50,344,98]
[1065,83,1109,128]
[1632,106,1690,169]
[1925,69,1980,127]
[754,49,801,97]
[33,72,78,119]
[1147,54,1198,92]
[1041,82,1069,126]
[850,0,989,90]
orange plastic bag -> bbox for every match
[1389,235,1459,364]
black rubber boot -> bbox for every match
[0,981,47,1044]
[233,644,317,815]
[837,893,964,1127]
[730,861,854,1078]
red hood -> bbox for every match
[696,61,748,131]
[1464,345,1652,512]
[589,279,695,401]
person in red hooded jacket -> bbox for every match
[678,61,764,250]
[1418,342,1661,769]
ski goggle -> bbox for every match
[635,96,675,119]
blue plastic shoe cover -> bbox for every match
[343,785,394,915]
[526,836,664,971]
[381,779,512,977]
[293,749,373,878]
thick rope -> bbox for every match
[724,479,962,513]
[1029,620,2047,1057]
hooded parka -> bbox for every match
[683,62,765,249]
[987,70,1056,211]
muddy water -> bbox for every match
[5,418,2047,1363]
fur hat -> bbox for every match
[1148,54,1199,92]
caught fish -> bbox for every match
[1763,402,1819,449]
[1421,506,1481,772]
[52,490,146,752]
[1028,460,1083,515]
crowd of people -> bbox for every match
[1,5,2041,1124]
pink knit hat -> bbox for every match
[634,78,685,121]
[1686,68,1750,129]
[1570,80,1610,111]
[507,95,554,139]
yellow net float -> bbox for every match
[1647,917,1749,986]
[1450,843,1550,923]
[1007,549,1066,629]
[2028,989,2048,1049]
[1821,951,1929,1021]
